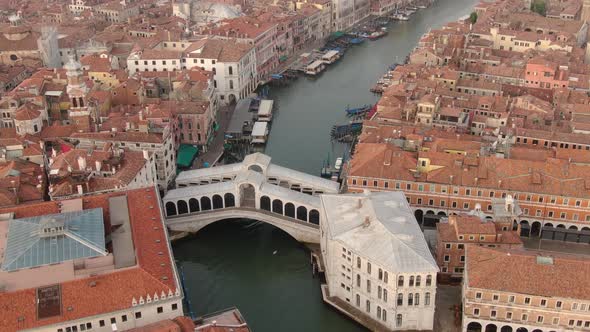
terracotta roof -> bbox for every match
[14,103,41,121]
[466,245,590,300]
[0,187,179,331]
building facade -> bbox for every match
[320,191,438,331]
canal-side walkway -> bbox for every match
[192,104,235,169]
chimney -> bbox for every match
[143,150,149,160]
[77,184,84,195]
[77,156,87,170]
[95,160,102,172]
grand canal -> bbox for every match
[173,0,479,330]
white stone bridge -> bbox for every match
[163,153,341,243]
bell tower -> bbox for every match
[64,56,92,132]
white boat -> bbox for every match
[334,157,343,171]
[251,121,269,144]
[417,5,427,9]
[321,50,341,64]
[392,13,410,20]
[305,60,326,76]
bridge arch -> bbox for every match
[309,209,320,225]
[166,202,177,216]
[201,196,212,211]
[212,194,224,209]
[285,203,295,218]
[297,206,308,221]
[178,200,189,215]
[260,196,271,211]
[272,199,284,214]
[224,193,236,207]
[189,198,200,212]
[166,208,320,243]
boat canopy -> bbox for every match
[322,50,340,60]
[258,100,273,117]
[252,121,268,137]
[307,60,324,70]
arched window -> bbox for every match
[297,206,307,221]
[212,195,223,209]
[260,196,271,211]
[200,196,212,211]
[366,300,370,313]
[416,276,421,287]
[377,306,382,319]
[367,262,371,274]
[384,271,388,283]
[425,292,431,305]
[177,200,188,214]
[415,293,420,306]
[357,257,361,269]
[366,279,371,293]
[356,294,360,307]
[357,274,361,287]
[189,198,199,212]
[383,289,388,302]
[397,293,403,306]
[398,276,404,287]
[408,293,413,306]
[426,275,432,286]
[309,209,320,224]
[165,202,177,216]
[378,268,383,280]
[382,309,387,322]
[272,199,283,214]
[224,193,235,207]
[396,314,402,327]
[284,203,295,218]
[409,276,415,287]
[378,286,382,299]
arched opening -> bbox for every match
[189,198,200,213]
[285,203,295,218]
[532,330,542,332]
[569,225,578,230]
[248,164,263,173]
[516,328,528,332]
[201,196,212,211]
[519,220,530,237]
[297,206,308,221]
[500,326,513,332]
[485,325,498,332]
[583,227,590,231]
[531,221,541,237]
[437,211,447,216]
[556,224,565,228]
[272,199,283,214]
[260,196,271,211]
[177,200,189,214]
[212,195,224,209]
[240,183,255,208]
[544,223,553,228]
[467,322,483,332]
[165,202,177,216]
[228,94,237,105]
[423,211,438,228]
[414,210,424,225]
[224,193,235,207]
[309,209,320,225]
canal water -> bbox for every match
[174,0,479,331]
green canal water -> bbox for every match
[173,0,479,330]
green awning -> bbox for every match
[279,55,288,62]
[177,144,199,168]
[330,31,345,40]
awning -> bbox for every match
[279,55,288,62]
[330,31,345,39]
[177,144,199,168]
